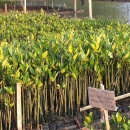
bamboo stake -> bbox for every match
[22,87,25,130]
[84,70,87,106]
[29,88,32,129]
[0,111,2,129]
[71,79,74,116]
[68,78,70,115]
[44,81,47,122]
[37,88,40,129]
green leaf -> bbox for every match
[9,102,14,107]
[4,98,10,107]
[73,53,78,61]
[123,123,129,130]
[68,45,72,53]
[2,57,8,67]
[0,88,3,95]
[61,68,65,74]
[123,115,127,122]
[128,119,130,124]
[112,114,117,123]
[42,51,48,59]
[81,51,86,60]
[20,64,26,71]
[101,122,106,130]
[57,84,60,89]
[127,120,130,127]
[4,87,15,95]
[123,53,129,59]
[89,112,93,121]
[86,49,90,57]
[23,72,29,83]
[84,121,89,128]
[29,66,35,75]
[72,72,77,80]
[9,47,13,56]
[90,126,94,130]
[108,51,113,58]
[38,82,43,88]
[90,58,94,67]
[62,82,66,89]
[85,116,91,123]
[116,112,122,123]
[15,69,20,78]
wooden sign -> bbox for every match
[17,83,22,130]
[88,87,116,111]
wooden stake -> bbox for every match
[100,84,110,130]
[23,0,26,13]
[88,0,92,19]
[74,13,77,18]
[104,110,110,130]
[44,1,46,6]
[47,0,48,10]
[14,5,15,11]
[74,0,77,13]
[52,1,53,8]
[64,3,66,9]
[17,83,22,130]
[5,4,7,13]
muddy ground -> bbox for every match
[23,98,130,130]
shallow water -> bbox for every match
[45,0,130,23]
[15,0,130,23]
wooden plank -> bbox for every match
[58,10,84,15]
[81,127,90,130]
[115,93,130,101]
[88,87,116,111]
[80,93,130,112]
[57,125,77,130]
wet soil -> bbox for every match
[0,5,74,13]
[23,98,130,130]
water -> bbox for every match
[12,0,130,23]
[45,0,130,23]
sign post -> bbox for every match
[80,85,130,130]
[88,87,116,111]
[17,83,22,130]
[88,86,116,130]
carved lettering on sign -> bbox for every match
[88,87,116,111]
